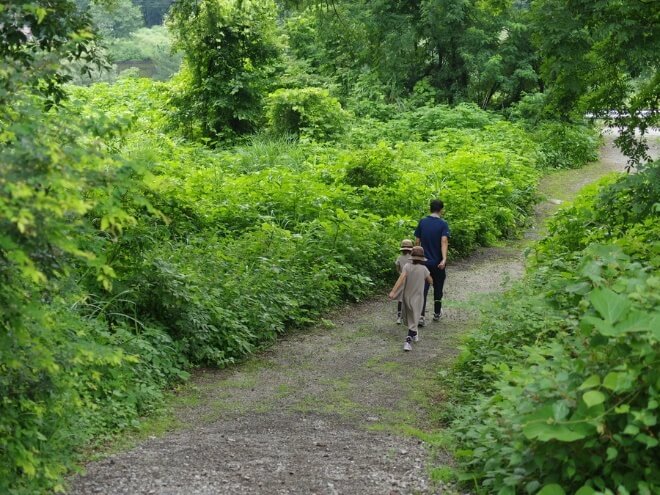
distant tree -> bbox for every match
[281,0,540,108]
[88,0,145,38]
[530,0,660,165]
[460,1,540,108]
[133,0,176,26]
[169,0,280,140]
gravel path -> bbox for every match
[67,134,648,495]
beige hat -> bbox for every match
[410,246,427,262]
[400,239,414,251]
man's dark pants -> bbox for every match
[422,263,446,317]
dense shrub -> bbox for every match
[347,102,501,145]
[446,162,660,494]
[342,142,399,187]
[534,121,601,169]
[266,87,348,141]
[506,93,601,169]
[0,89,187,494]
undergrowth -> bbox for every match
[439,162,659,494]
[0,76,600,493]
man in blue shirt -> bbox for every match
[414,199,450,325]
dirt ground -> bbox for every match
[67,134,654,495]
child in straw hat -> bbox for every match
[389,246,433,351]
[394,239,414,324]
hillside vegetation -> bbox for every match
[1,0,657,493]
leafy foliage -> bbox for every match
[266,87,348,141]
[0,77,184,495]
[530,0,660,165]
[83,0,145,38]
[0,0,105,104]
[532,121,600,169]
[168,0,280,140]
[281,0,540,107]
[132,0,175,26]
[445,163,660,494]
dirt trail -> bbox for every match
[68,134,650,495]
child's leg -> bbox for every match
[397,301,402,317]
[404,302,418,340]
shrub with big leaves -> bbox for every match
[448,163,660,494]
[454,245,659,494]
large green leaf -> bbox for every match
[589,287,631,324]
[603,371,634,392]
[582,316,617,336]
[522,417,589,442]
[578,375,601,390]
[575,486,596,495]
[582,390,606,408]
[538,483,566,495]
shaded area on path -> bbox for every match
[68,135,640,495]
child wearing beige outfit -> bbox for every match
[389,246,433,351]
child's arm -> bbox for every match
[389,272,407,299]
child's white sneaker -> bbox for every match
[396,316,402,325]
[418,316,426,327]
[403,337,412,351]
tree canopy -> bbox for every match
[530,0,660,165]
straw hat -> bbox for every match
[400,239,414,251]
[410,246,427,262]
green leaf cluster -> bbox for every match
[168,0,280,140]
[266,87,348,141]
[444,162,660,494]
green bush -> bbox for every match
[347,102,500,145]
[454,245,659,495]
[0,88,186,494]
[266,87,349,141]
[446,162,660,494]
[343,142,399,187]
[534,121,601,169]
[506,93,601,170]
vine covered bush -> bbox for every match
[266,87,348,141]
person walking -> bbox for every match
[414,199,450,325]
[394,239,413,324]
[389,246,433,351]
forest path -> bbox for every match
[68,133,654,495]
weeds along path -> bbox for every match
[68,134,644,495]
